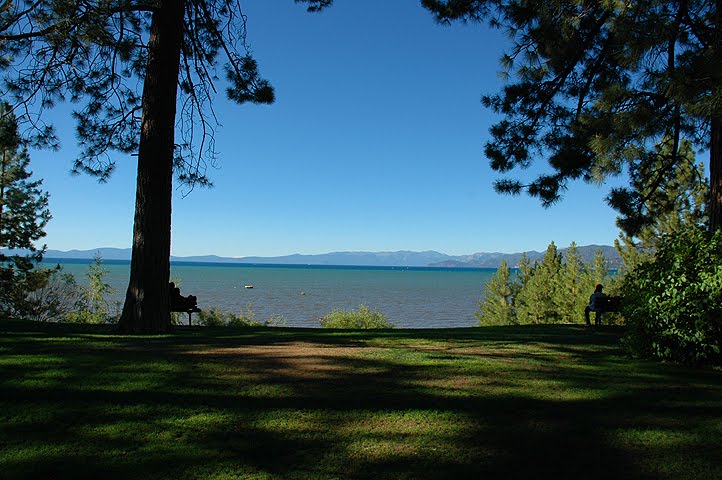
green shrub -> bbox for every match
[26,269,80,322]
[264,314,286,327]
[226,305,259,327]
[63,254,115,324]
[320,305,393,329]
[197,307,228,327]
[197,305,261,327]
[64,310,107,325]
[622,226,722,365]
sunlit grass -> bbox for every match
[1,320,720,479]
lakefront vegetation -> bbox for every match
[319,304,395,329]
[476,242,618,326]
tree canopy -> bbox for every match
[0,0,274,186]
[422,0,722,235]
[615,137,708,270]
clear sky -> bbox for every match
[29,0,629,258]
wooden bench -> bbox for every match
[586,295,622,326]
[169,283,201,325]
[594,296,622,313]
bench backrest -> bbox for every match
[596,296,622,312]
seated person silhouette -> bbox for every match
[169,282,182,302]
[169,282,195,307]
[584,284,606,326]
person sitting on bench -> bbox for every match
[169,282,197,309]
[585,284,606,326]
[169,282,200,325]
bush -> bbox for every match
[320,305,393,329]
[264,314,286,327]
[621,226,722,365]
[62,254,115,324]
[196,307,227,327]
[226,305,259,327]
[197,305,261,327]
[64,310,108,325]
[23,268,78,322]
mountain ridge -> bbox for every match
[32,245,622,268]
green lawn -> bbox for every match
[1,320,720,479]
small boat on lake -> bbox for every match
[244,285,254,289]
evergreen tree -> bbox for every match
[422,1,722,234]
[477,241,615,326]
[0,103,52,317]
[476,259,515,325]
[513,252,534,295]
[516,241,562,324]
[584,249,613,294]
[557,242,587,324]
[615,137,708,271]
[0,1,324,332]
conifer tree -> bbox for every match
[516,242,562,324]
[584,249,613,294]
[557,242,587,324]
[615,138,708,271]
[476,259,515,325]
[477,242,615,326]
[422,1,722,234]
[0,103,52,317]
[515,252,532,292]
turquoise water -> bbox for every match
[43,260,495,328]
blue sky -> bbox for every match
[29,0,627,258]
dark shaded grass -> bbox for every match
[1,320,720,479]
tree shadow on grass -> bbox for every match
[1,322,721,479]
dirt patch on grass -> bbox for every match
[185,341,381,379]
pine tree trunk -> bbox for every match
[118,0,185,333]
[712,115,722,232]
[0,150,6,231]
[711,0,722,233]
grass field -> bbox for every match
[1,320,721,479]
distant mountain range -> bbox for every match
[31,245,622,268]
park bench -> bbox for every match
[594,296,622,313]
[586,295,623,327]
[169,282,201,325]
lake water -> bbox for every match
[43,259,496,328]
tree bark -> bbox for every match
[118,0,185,333]
[0,150,7,231]
[711,0,722,233]
[712,115,722,232]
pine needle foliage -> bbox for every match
[0,102,52,318]
[421,0,722,234]
[476,259,516,325]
